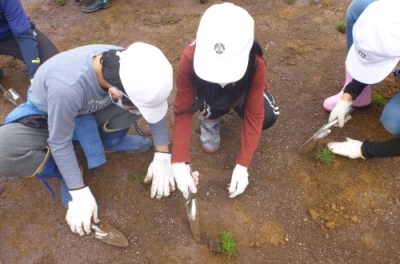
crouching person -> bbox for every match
[0,42,174,236]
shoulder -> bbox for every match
[181,40,196,61]
[255,54,266,69]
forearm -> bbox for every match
[14,28,40,79]
[361,138,400,158]
[149,117,170,147]
[343,79,368,100]
[50,145,84,189]
[171,112,194,163]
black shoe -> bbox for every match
[82,0,110,13]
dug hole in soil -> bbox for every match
[1,0,400,263]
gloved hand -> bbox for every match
[66,186,99,236]
[144,152,175,199]
[329,99,353,127]
[228,164,249,198]
[172,163,198,199]
[327,137,364,159]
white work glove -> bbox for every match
[172,163,199,199]
[327,137,364,159]
[228,164,249,198]
[144,152,175,199]
[329,99,353,128]
[66,186,99,236]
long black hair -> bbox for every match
[101,49,134,106]
[186,41,264,113]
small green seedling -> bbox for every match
[91,40,103,44]
[316,146,335,164]
[336,21,346,33]
[56,0,66,5]
[221,231,236,255]
[372,94,387,107]
[130,173,145,185]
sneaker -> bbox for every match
[199,115,220,153]
[82,0,110,13]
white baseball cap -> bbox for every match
[346,0,400,84]
[194,3,254,83]
[118,42,173,124]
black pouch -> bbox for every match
[16,115,48,129]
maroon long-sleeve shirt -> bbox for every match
[172,42,268,167]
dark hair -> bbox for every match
[186,41,264,113]
[101,49,135,107]
[101,49,125,93]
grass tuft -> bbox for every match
[335,21,346,33]
[91,40,103,44]
[316,146,335,164]
[221,231,236,255]
[130,173,145,185]
[372,94,387,107]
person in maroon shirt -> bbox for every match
[171,3,279,199]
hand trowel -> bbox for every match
[0,83,23,105]
[91,222,129,247]
[298,105,355,151]
[186,189,201,242]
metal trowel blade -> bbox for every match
[186,191,201,242]
[91,222,129,247]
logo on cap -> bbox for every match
[358,49,366,59]
[214,43,225,55]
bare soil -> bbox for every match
[1,0,400,263]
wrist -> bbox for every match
[155,150,170,154]
[340,93,353,103]
[359,142,366,159]
[69,184,87,191]
[235,164,248,172]
[155,144,169,153]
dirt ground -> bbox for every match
[1,0,400,263]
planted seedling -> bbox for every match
[221,231,237,255]
[209,230,237,254]
[91,40,103,44]
[372,94,387,107]
[129,173,145,185]
[316,146,335,164]
[336,20,346,33]
[56,0,66,5]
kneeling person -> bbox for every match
[0,42,174,236]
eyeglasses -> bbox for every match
[109,87,129,103]
[109,87,138,111]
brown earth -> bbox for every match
[1,0,400,263]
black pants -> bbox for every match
[200,88,279,130]
[0,28,59,66]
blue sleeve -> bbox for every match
[1,0,32,33]
[2,0,39,79]
[14,29,40,79]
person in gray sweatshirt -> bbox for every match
[0,42,175,236]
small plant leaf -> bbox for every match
[221,231,236,255]
[316,146,335,164]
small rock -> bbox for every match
[209,239,222,253]
[325,221,336,229]
[309,209,318,221]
